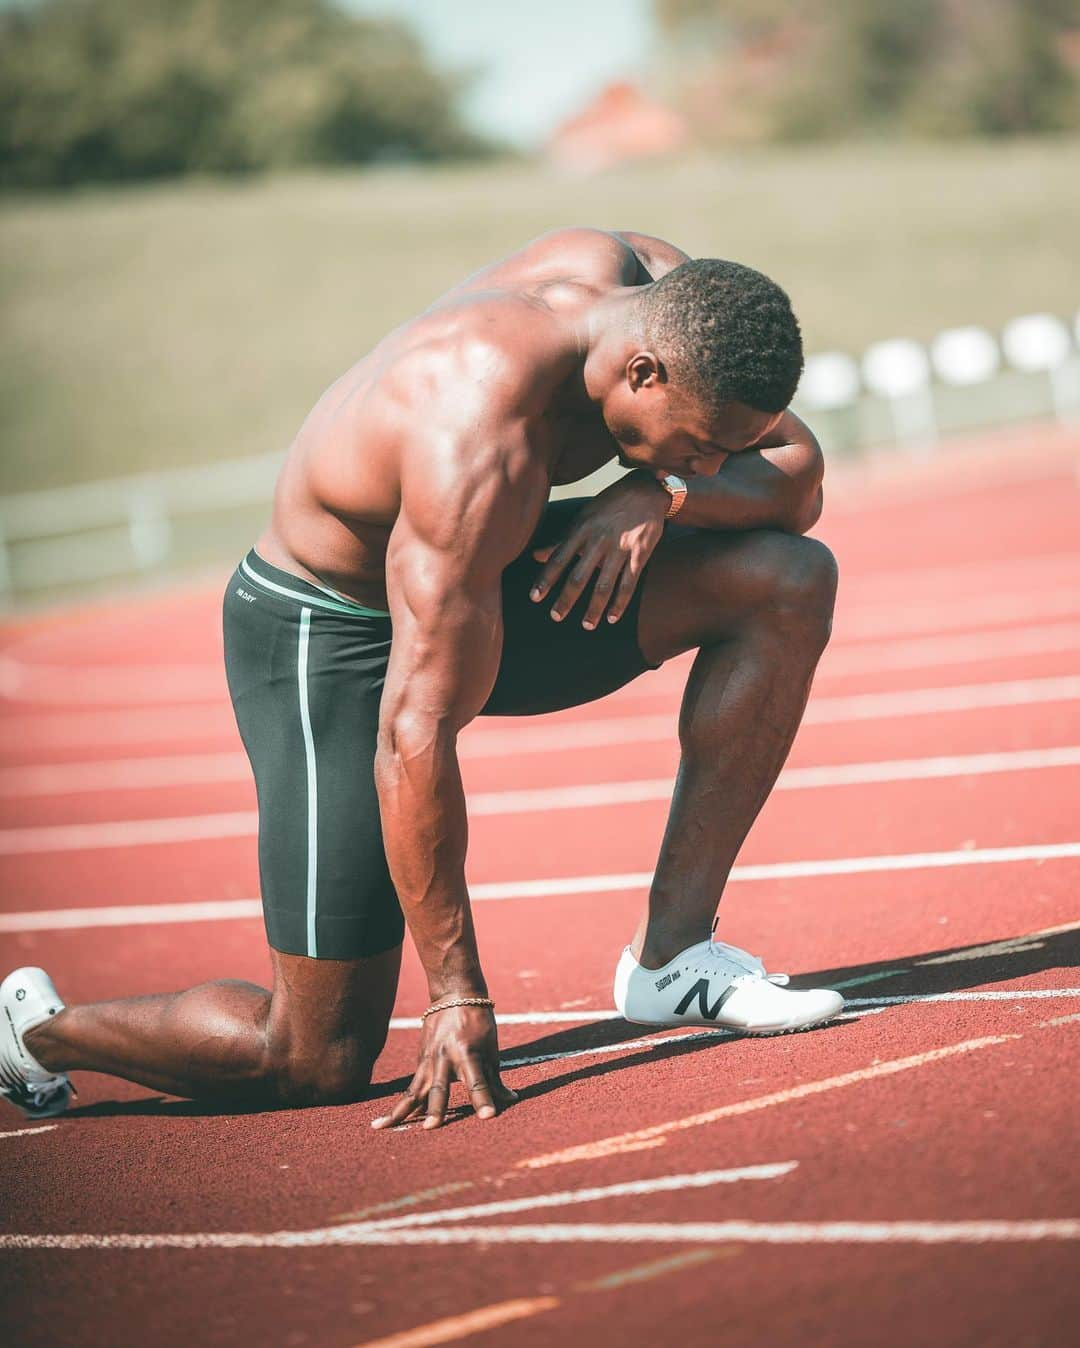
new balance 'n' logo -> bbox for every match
[672,978,736,1021]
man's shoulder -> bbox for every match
[526,227,691,283]
[409,289,574,410]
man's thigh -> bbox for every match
[480,496,694,717]
[224,550,405,961]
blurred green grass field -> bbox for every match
[2,138,1077,495]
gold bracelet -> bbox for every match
[421,996,495,1022]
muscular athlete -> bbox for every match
[1,228,842,1129]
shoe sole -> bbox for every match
[619,1008,843,1036]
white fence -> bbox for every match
[2,309,1078,607]
[0,450,284,604]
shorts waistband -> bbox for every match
[238,550,391,618]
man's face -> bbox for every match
[604,356,783,477]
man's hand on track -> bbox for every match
[370,1004,518,1131]
[529,474,668,629]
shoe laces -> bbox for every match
[28,1078,67,1110]
[708,939,790,987]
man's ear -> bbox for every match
[626,351,664,391]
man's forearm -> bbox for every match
[675,472,820,534]
[374,726,487,1001]
[629,453,822,535]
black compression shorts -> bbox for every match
[223,497,667,961]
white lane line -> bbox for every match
[3,843,1079,932]
[11,741,1080,806]
[8,741,1080,826]
[461,676,1080,758]
[400,990,1078,1033]
[5,673,1078,756]
[353,1298,561,1346]
[392,989,1080,1033]
[0,1164,795,1250]
[352,1163,798,1233]
[835,586,1080,642]
[845,989,1080,1006]
[0,811,259,854]
[469,746,1080,817]
[471,843,1080,904]
[6,1217,1075,1251]
[825,919,1080,990]
[0,898,264,932]
[520,1035,1020,1169]
[835,547,1080,594]
[0,1124,58,1141]
[0,657,223,705]
[0,705,237,750]
[0,752,250,797]
[5,608,1079,709]
[821,622,1080,677]
[267,1220,1080,1247]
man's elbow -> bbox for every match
[791,485,824,535]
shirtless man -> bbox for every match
[1,228,842,1130]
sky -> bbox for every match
[345,0,656,148]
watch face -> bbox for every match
[663,474,687,493]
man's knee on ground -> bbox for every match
[260,1036,374,1108]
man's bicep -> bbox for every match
[381,456,539,735]
[382,528,505,736]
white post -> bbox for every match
[1002,314,1072,421]
[861,339,936,453]
[0,521,12,602]
[128,488,172,570]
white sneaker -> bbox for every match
[613,937,844,1036]
[0,967,74,1119]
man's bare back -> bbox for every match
[256,228,689,609]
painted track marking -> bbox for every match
[351,1298,560,1348]
[5,1218,1075,1251]
[3,841,1079,931]
[5,610,1079,708]
[5,673,1078,754]
[0,1163,795,1249]
[461,676,1080,757]
[5,740,1079,813]
[819,621,1080,676]
[302,1220,1080,1247]
[0,1124,59,1141]
[6,741,1079,831]
[518,1035,1020,1169]
[350,1163,797,1232]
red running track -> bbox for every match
[2,424,1080,1348]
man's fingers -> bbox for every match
[548,546,603,622]
[606,556,645,625]
[529,538,576,604]
[422,1075,450,1130]
[456,1052,497,1120]
[582,556,626,630]
[371,1089,422,1130]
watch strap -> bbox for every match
[659,473,688,519]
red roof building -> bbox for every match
[545,82,688,174]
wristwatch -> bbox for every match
[658,472,688,520]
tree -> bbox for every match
[653,0,1080,141]
[0,0,489,188]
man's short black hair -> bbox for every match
[637,258,803,414]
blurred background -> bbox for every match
[1,0,1078,606]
